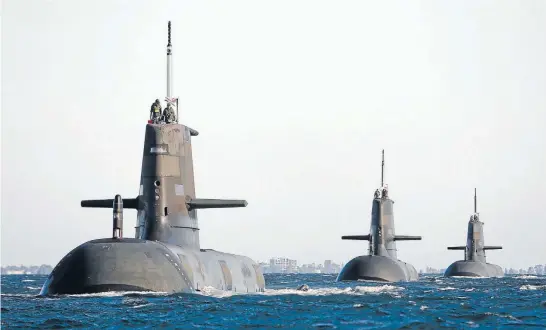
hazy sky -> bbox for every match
[2,0,545,271]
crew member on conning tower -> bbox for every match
[163,103,176,124]
[150,99,162,123]
[381,187,388,199]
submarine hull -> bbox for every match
[41,238,266,295]
[443,260,504,278]
[336,255,419,282]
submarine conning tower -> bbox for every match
[447,188,502,262]
[341,150,422,257]
[80,21,247,249]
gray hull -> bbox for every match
[40,238,265,295]
[336,255,419,282]
[444,260,504,278]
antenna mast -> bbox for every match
[166,21,178,123]
[474,188,478,213]
[167,21,172,98]
[381,149,385,187]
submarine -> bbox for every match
[337,150,422,282]
[443,189,504,278]
[40,22,266,295]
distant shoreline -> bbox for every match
[1,265,53,275]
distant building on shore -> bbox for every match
[417,265,546,276]
[505,265,546,275]
[269,257,298,273]
[258,258,343,274]
[419,267,446,274]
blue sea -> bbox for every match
[1,273,545,329]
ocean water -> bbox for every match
[1,273,545,329]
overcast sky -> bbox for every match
[2,0,545,271]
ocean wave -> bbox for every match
[519,285,546,291]
[45,291,170,298]
[132,303,154,309]
[438,287,457,291]
[3,291,170,299]
[1,293,36,298]
[198,284,405,298]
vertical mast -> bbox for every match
[381,149,385,187]
[167,21,172,98]
[166,21,178,123]
[474,188,477,214]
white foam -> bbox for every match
[515,275,538,279]
[64,291,169,298]
[132,303,154,309]
[15,284,409,299]
[356,279,391,283]
[22,280,35,282]
[198,285,404,298]
[198,286,237,298]
[438,287,456,291]
[1,293,35,298]
[353,285,404,294]
[519,284,546,291]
